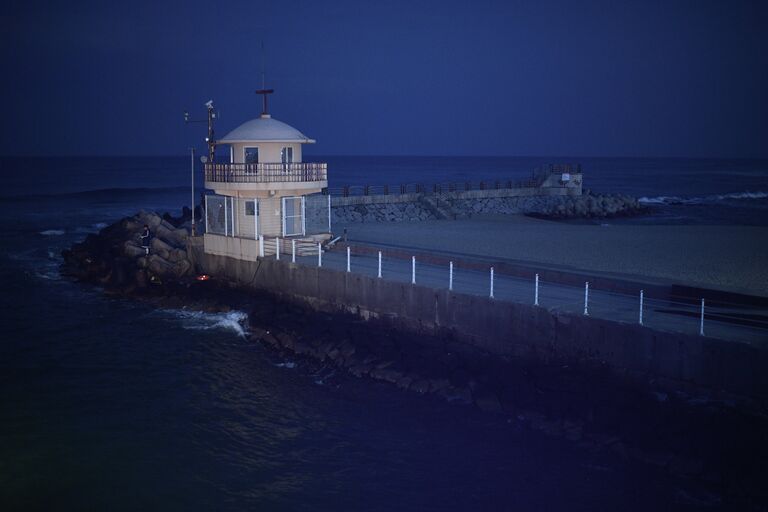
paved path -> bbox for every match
[294,248,768,347]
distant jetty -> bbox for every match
[331,188,646,223]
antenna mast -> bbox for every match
[255,42,274,116]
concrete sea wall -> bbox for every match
[329,181,644,223]
[196,250,768,403]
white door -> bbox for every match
[281,196,305,237]
[245,199,259,239]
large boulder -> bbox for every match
[137,211,162,230]
[147,254,175,277]
[155,225,188,248]
[123,240,146,259]
[150,237,173,260]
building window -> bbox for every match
[281,146,293,164]
[244,147,259,164]
[245,200,258,216]
[282,196,305,236]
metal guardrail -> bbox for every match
[286,246,768,343]
[204,163,327,184]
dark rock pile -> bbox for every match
[62,209,197,292]
[529,191,647,219]
[331,192,649,223]
[246,298,768,505]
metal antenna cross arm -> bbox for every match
[255,88,274,115]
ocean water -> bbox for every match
[1,155,765,509]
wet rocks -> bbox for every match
[62,209,196,292]
[530,192,647,219]
[331,192,648,223]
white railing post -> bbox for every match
[291,240,296,263]
[583,281,590,316]
[327,193,332,233]
[639,290,644,325]
[318,243,322,267]
[259,236,264,258]
[346,246,351,272]
[377,251,382,278]
[490,267,494,298]
[275,237,280,260]
[534,273,539,306]
[411,256,416,284]
[204,195,209,233]
[449,261,453,291]
[699,298,705,336]
[231,197,236,237]
[224,196,228,236]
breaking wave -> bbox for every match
[162,310,249,338]
[74,222,110,234]
[638,191,768,205]
[40,229,65,236]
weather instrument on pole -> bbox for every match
[184,101,218,237]
[184,100,218,162]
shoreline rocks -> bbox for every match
[331,192,648,223]
[62,210,196,293]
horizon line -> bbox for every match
[2,154,767,161]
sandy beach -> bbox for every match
[338,215,768,296]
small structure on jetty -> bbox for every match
[203,89,330,260]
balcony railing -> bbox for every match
[205,162,327,184]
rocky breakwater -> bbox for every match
[332,192,647,223]
[529,191,647,219]
[62,210,196,293]
[248,300,768,507]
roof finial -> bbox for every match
[256,41,274,116]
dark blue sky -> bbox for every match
[2,0,766,158]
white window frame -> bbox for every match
[245,199,259,239]
[281,146,294,164]
[243,146,259,165]
[281,196,305,237]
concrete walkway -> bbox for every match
[333,216,768,297]
[294,248,768,347]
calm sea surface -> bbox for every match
[1,156,765,509]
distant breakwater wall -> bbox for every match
[330,187,645,223]
[194,248,768,404]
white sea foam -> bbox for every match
[716,191,768,200]
[74,222,110,234]
[638,191,768,205]
[40,229,65,236]
[35,270,61,281]
[162,309,249,338]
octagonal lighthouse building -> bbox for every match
[203,90,330,260]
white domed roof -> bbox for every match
[219,114,315,144]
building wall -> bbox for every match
[229,142,303,164]
[258,196,283,236]
[234,198,258,239]
[226,195,312,239]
